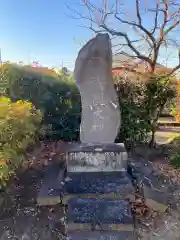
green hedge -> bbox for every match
[1,63,81,141]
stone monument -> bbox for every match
[74,33,120,143]
[67,34,127,173]
[37,34,135,240]
[63,33,135,239]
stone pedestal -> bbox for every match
[36,143,135,239]
[66,143,128,173]
[62,143,135,239]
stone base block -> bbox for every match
[61,171,134,204]
[67,198,133,232]
[66,143,127,172]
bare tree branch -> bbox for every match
[136,0,142,26]
[166,49,180,76]
[113,39,143,48]
[159,1,168,41]
[68,0,180,76]
[164,20,180,36]
[114,14,156,45]
[151,3,159,34]
[99,23,153,66]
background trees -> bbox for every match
[68,0,179,146]
[69,0,180,76]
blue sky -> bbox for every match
[0,0,179,70]
[0,0,94,69]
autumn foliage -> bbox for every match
[24,66,60,79]
[176,80,180,122]
[0,97,42,189]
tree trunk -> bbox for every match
[149,128,156,148]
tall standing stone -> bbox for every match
[37,34,135,240]
[74,33,120,143]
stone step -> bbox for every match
[67,198,134,232]
[37,162,66,206]
[61,171,134,204]
[68,231,136,240]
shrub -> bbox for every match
[115,74,175,147]
[0,97,42,189]
[170,155,180,168]
[0,62,10,96]
[143,74,175,146]
[175,80,180,122]
[0,63,81,141]
[115,77,151,147]
[167,134,180,168]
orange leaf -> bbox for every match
[0,159,6,165]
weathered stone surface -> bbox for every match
[143,186,170,212]
[67,198,133,230]
[128,158,171,212]
[67,151,127,172]
[66,143,128,172]
[61,172,134,203]
[37,163,65,206]
[68,231,136,240]
[74,33,120,143]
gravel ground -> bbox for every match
[131,153,180,240]
[138,210,180,240]
[1,139,180,240]
[1,167,179,240]
[0,168,65,240]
